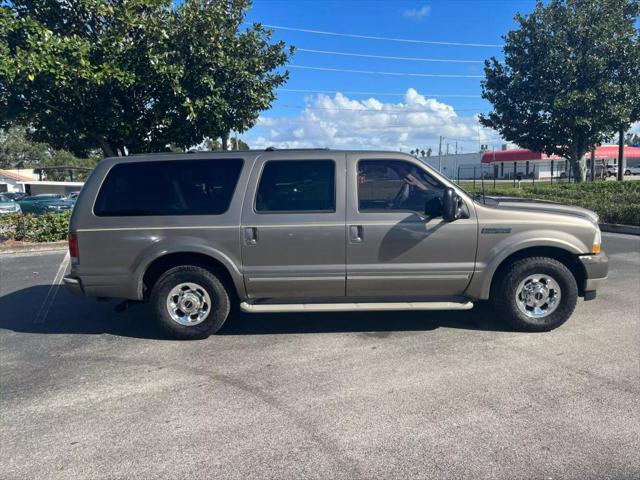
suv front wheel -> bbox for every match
[492,257,578,332]
[150,265,231,339]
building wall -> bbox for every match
[420,153,483,180]
[0,175,25,193]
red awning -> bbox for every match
[481,145,640,163]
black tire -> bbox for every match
[624,170,631,176]
[491,257,578,332]
[150,265,231,340]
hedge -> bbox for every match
[0,211,71,242]
[461,181,640,226]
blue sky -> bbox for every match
[241,0,539,152]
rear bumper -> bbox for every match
[63,276,84,296]
[578,252,609,299]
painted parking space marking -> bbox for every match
[33,251,70,324]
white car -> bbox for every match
[0,194,22,215]
[624,165,640,175]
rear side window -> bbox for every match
[94,159,243,216]
[255,160,335,213]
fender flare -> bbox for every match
[473,232,586,300]
[131,238,244,300]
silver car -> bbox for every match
[64,149,608,339]
[0,194,22,215]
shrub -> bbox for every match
[463,181,640,226]
[0,211,71,242]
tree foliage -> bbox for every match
[0,126,99,178]
[480,0,640,181]
[0,0,292,157]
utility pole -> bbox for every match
[438,136,443,173]
[455,141,458,155]
[446,143,449,155]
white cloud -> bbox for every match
[402,5,431,19]
[249,89,499,152]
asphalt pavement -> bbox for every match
[1,233,639,479]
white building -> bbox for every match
[420,152,483,180]
[0,169,36,193]
[18,180,85,196]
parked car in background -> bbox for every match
[2,192,28,201]
[624,165,640,175]
[606,164,618,177]
[0,194,22,215]
[17,194,75,214]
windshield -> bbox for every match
[0,195,10,203]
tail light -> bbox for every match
[68,232,79,261]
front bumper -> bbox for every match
[578,252,609,299]
[63,276,84,296]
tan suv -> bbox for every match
[64,149,608,339]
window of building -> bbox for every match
[357,160,444,213]
[94,159,243,216]
[255,160,335,213]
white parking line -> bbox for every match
[33,251,70,324]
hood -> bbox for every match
[487,196,599,224]
[0,202,19,211]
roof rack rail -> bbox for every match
[265,147,331,151]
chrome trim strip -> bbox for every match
[247,276,344,282]
[348,274,470,280]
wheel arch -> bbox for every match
[487,246,586,300]
[139,251,244,300]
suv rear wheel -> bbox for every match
[492,257,578,332]
[150,265,231,339]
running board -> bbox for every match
[239,300,474,313]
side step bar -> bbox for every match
[240,301,474,313]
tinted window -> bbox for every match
[94,159,243,216]
[0,195,9,203]
[358,160,444,213]
[256,160,335,213]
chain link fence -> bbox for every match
[455,159,611,187]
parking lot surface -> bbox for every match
[1,233,639,479]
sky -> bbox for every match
[241,0,531,153]
[241,0,639,153]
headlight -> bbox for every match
[14,203,21,213]
[592,227,602,254]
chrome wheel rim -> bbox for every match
[515,274,562,319]
[166,283,212,326]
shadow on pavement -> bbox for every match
[0,285,511,340]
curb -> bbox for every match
[0,241,68,255]
[599,223,640,236]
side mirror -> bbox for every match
[442,188,458,222]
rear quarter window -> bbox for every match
[94,159,243,216]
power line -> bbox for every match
[287,65,484,78]
[296,48,484,64]
[278,88,483,98]
[264,24,502,48]
[277,104,486,113]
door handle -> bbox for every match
[244,227,258,245]
[349,225,364,243]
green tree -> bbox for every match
[480,0,640,182]
[0,126,99,179]
[0,0,292,157]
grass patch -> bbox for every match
[460,181,640,226]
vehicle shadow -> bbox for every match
[0,285,511,340]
